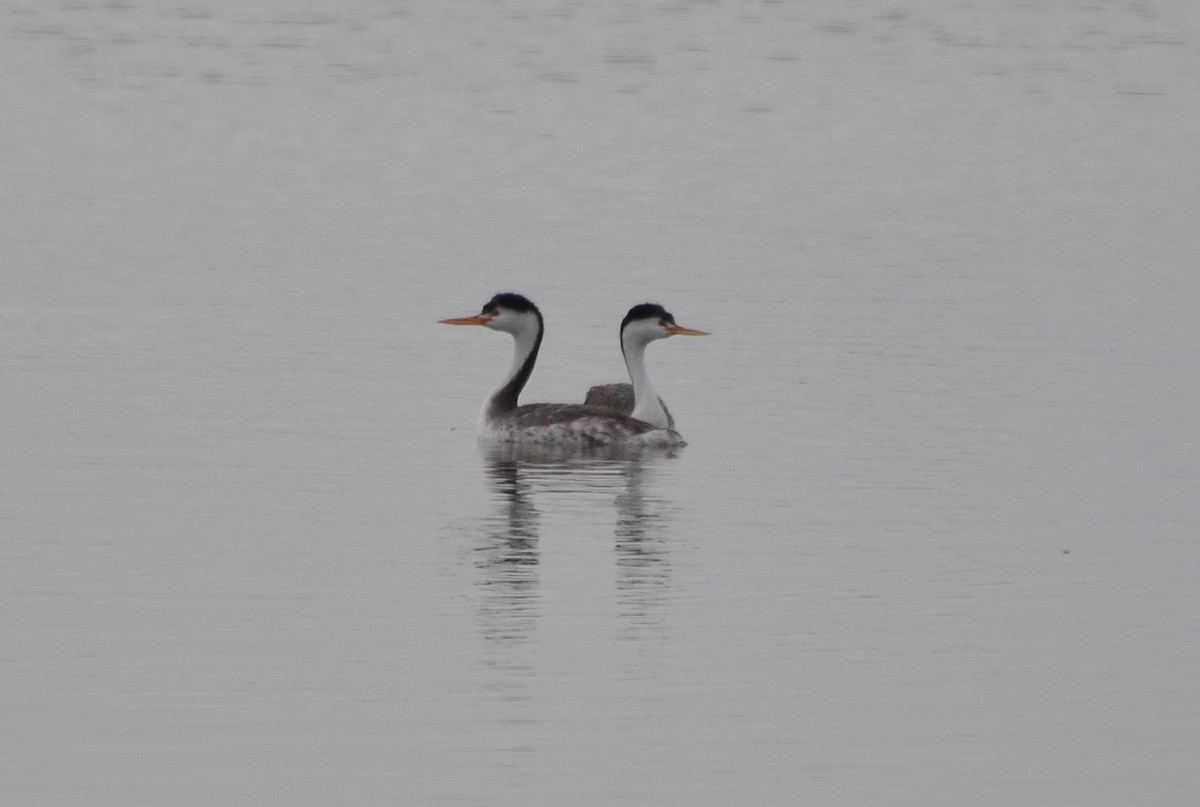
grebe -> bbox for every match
[440,293,686,446]
[584,303,708,430]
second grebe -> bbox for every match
[584,302,708,430]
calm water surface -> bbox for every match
[3,1,1198,804]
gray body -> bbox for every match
[583,383,675,429]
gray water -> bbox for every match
[3,1,1198,804]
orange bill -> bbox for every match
[665,324,709,336]
[438,314,492,326]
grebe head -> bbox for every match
[440,292,543,339]
[620,302,709,348]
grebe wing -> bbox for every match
[583,383,674,429]
[486,402,685,446]
[584,383,635,412]
[503,402,652,431]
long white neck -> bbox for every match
[623,332,669,429]
[481,316,542,428]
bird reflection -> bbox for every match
[476,451,542,644]
[476,442,678,644]
[611,456,673,634]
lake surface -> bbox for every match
[3,1,1198,804]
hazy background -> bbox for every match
[3,1,1198,804]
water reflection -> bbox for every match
[474,452,542,645]
[611,456,673,636]
[476,442,679,645]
